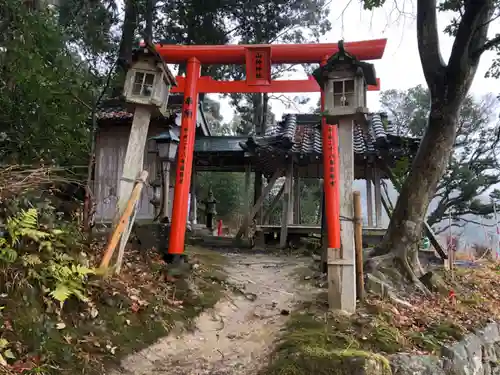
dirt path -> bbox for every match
[112,252,313,375]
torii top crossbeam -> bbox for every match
[155,39,386,64]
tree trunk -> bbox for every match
[144,0,155,44]
[118,0,138,66]
[112,0,138,97]
[367,0,494,294]
[372,95,460,290]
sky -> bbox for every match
[211,0,500,124]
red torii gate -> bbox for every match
[154,39,387,258]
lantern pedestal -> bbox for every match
[329,116,357,313]
[116,105,152,219]
[323,107,369,125]
[161,161,171,219]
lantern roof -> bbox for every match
[129,41,177,87]
[312,40,377,87]
[150,128,180,143]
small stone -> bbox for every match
[304,276,312,281]
[227,333,237,339]
[280,309,290,316]
[90,307,99,319]
[244,293,257,301]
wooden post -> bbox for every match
[161,161,171,219]
[280,162,293,249]
[235,168,282,240]
[244,162,251,237]
[373,168,382,228]
[115,106,152,255]
[329,118,356,313]
[101,171,149,270]
[353,191,364,301]
[293,166,300,224]
[254,171,263,224]
[366,169,373,227]
[262,184,284,224]
[191,168,197,224]
[115,106,151,219]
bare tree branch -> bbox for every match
[474,33,500,57]
[416,0,446,87]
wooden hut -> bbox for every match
[93,96,211,223]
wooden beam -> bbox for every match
[244,162,251,237]
[235,168,282,240]
[280,162,293,249]
[293,166,301,224]
[329,119,356,313]
[190,167,197,224]
[353,191,364,301]
[254,171,263,224]
[262,184,285,224]
[287,163,294,225]
[373,167,382,228]
[366,170,374,227]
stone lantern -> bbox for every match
[122,42,177,117]
[203,189,217,231]
[150,129,180,221]
[313,40,377,123]
[115,42,177,227]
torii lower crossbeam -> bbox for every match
[171,76,381,94]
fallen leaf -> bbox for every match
[131,302,140,313]
[3,349,15,360]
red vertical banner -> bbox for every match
[245,46,271,86]
[168,57,201,255]
[320,57,341,250]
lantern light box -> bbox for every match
[123,42,177,116]
[313,40,377,123]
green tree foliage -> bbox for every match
[196,172,246,221]
[156,0,331,134]
[0,0,98,166]
[381,85,500,232]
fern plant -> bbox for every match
[1,207,95,308]
[0,237,17,263]
[46,259,95,307]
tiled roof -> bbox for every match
[96,96,212,136]
[239,113,420,179]
[241,113,419,158]
[96,96,182,120]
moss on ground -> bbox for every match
[0,245,227,375]
[264,261,500,375]
[263,295,392,375]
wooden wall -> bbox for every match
[92,121,176,222]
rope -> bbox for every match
[340,215,354,222]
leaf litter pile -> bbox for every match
[0,244,227,375]
[265,262,500,375]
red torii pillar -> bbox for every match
[155,39,387,258]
